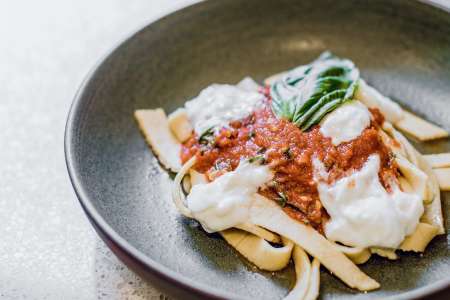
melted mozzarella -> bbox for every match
[186,161,273,233]
[314,154,424,248]
[320,101,371,146]
[185,83,264,135]
[236,76,260,92]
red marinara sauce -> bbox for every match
[180,94,397,232]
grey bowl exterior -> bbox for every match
[65,0,450,299]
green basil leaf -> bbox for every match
[276,191,288,207]
[198,126,215,145]
[295,89,347,127]
[292,77,350,123]
[344,79,359,100]
[270,81,298,121]
[248,154,266,164]
[284,65,312,86]
[317,65,351,78]
[269,52,360,131]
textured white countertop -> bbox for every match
[0,1,198,299]
[0,0,448,299]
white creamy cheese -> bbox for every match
[186,161,273,233]
[314,154,424,248]
[320,101,371,146]
[236,76,261,92]
[184,83,264,135]
[355,79,404,123]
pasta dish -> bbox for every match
[134,52,448,299]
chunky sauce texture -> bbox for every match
[181,89,397,232]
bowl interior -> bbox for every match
[68,0,450,299]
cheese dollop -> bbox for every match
[314,154,424,248]
[320,101,371,146]
[185,83,264,135]
[186,161,273,232]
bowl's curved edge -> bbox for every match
[64,2,244,299]
[418,0,450,13]
[64,0,450,299]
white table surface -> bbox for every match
[0,0,448,299]
[0,1,198,299]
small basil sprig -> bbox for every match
[248,154,266,164]
[270,82,298,120]
[270,52,360,131]
[276,191,288,207]
[198,126,215,145]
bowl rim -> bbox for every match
[64,0,450,299]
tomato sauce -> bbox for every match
[180,95,397,232]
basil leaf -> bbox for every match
[296,89,347,128]
[300,79,358,131]
[284,65,312,85]
[317,65,350,78]
[292,78,350,124]
[269,52,360,130]
[302,100,339,130]
[270,81,298,121]
[198,126,215,145]
[315,51,335,61]
[248,154,266,164]
[344,79,359,100]
[276,191,288,207]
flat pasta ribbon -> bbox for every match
[249,195,380,291]
[221,229,293,271]
[134,109,181,172]
[284,244,320,300]
[383,123,444,235]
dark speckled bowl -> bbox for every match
[65,0,450,299]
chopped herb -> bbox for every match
[283,147,292,159]
[389,152,397,161]
[214,160,231,172]
[323,160,334,170]
[276,191,288,207]
[248,155,266,164]
[257,147,267,154]
[267,180,278,188]
[198,127,215,145]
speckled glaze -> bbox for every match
[65,0,450,299]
